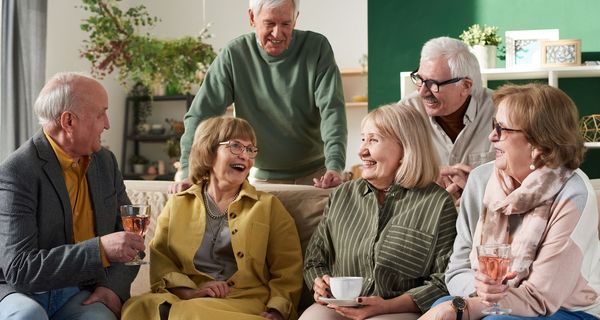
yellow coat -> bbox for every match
[122,180,303,320]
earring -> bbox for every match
[529,163,536,170]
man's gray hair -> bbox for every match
[249,0,299,18]
[420,37,483,97]
[34,72,94,127]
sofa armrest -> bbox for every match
[591,179,600,239]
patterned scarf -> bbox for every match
[470,165,574,285]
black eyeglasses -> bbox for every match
[219,141,259,159]
[410,69,468,93]
[492,118,523,140]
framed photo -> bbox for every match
[541,39,581,66]
[505,29,559,67]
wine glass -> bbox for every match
[120,204,150,265]
[476,244,512,315]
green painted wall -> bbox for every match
[368,0,600,178]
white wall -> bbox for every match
[46,0,367,171]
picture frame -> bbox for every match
[505,29,559,68]
[541,39,581,67]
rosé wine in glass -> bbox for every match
[120,204,150,265]
[477,244,512,315]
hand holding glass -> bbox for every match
[477,244,512,315]
[120,204,150,265]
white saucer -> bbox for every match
[319,297,361,307]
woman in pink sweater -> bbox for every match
[421,83,600,320]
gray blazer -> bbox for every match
[0,131,138,302]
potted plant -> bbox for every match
[79,0,216,94]
[459,24,501,68]
[165,138,181,161]
[129,83,152,134]
[129,154,149,174]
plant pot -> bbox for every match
[470,45,497,69]
[133,164,146,174]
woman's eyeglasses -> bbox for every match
[492,118,523,140]
[219,141,259,159]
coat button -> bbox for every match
[227,280,235,286]
[229,212,237,219]
[231,229,238,235]
[236,251,244,258]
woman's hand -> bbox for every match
[474,270,517,305]
[260,308,283,320]
[169,281,230,300]
[330,296,389,320]
[313,275,332,304]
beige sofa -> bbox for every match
[124,178,600,308]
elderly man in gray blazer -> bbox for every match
[0,72,145,319]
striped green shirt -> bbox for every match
[304,179,457,312]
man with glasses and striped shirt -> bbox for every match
[400,36,495,206]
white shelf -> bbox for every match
[480,65,600,87]
[346,101,368,109]
[585,142,600,149]
[400,65,600,99]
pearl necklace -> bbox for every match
[203,185,239,219]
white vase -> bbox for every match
[470,45,497,69]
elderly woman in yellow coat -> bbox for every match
[122,116,303,320]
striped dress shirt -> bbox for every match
[304,179,457,311]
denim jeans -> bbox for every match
[30,287,80,317]
[0,288,117,320]
[432,296,598,320]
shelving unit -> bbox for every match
[341,68,368,109]
[585,142,600,149]
[340,68,369,170]
[121,94,194,180]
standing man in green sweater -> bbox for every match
[174,0,347,192]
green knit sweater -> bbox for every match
[180,30,347,180]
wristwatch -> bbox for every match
[451,296,467,320]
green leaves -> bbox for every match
[79,0,216,93]
[459,24,502,47]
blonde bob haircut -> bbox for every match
[492,83,585,170]
[188,116,257,184]
[362,103,440,188]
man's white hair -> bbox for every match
[420,36,483,97]
[34,72,96,127]
[249,0,299,18]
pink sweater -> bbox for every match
[447,163,600,317]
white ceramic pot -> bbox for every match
[470,45,497,69]
[133,164,146,174]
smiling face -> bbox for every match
[417,57,472,117]
[211,138,255,187]
[249,0,296,56]
[489,101,535,183]
[358,119,403,189]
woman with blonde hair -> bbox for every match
[301,103,458,320]
[122,116,303,320]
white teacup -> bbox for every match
[329,276,363,300]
